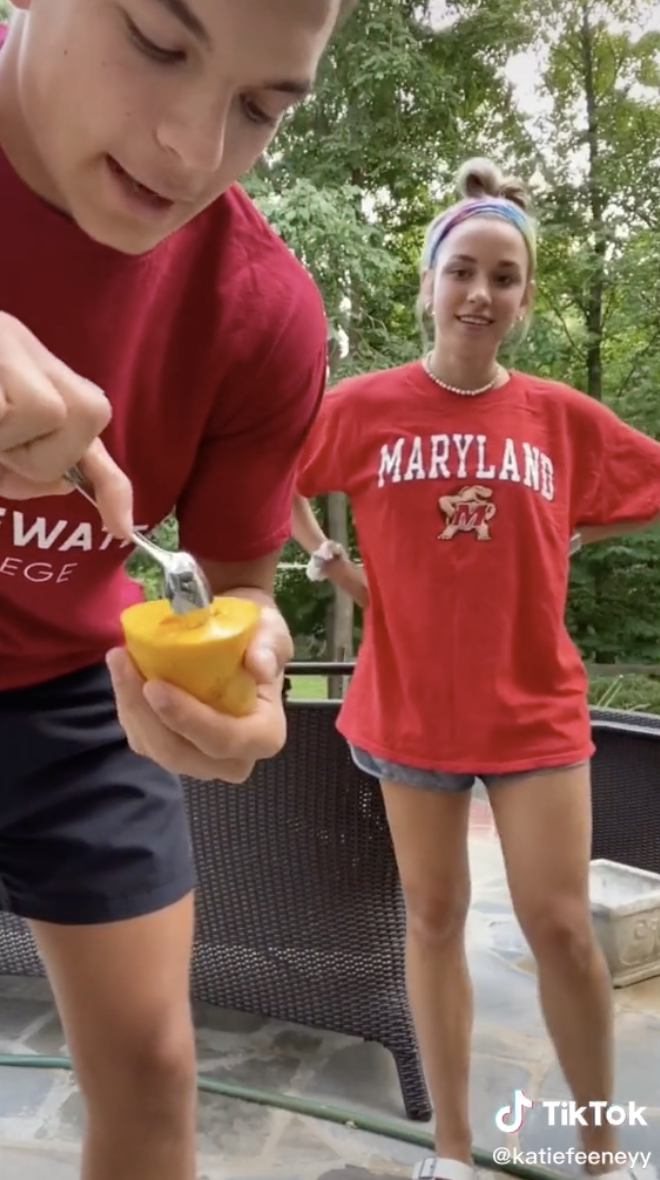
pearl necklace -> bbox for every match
[422,352,499,396]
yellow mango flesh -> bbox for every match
[120,596,261,716]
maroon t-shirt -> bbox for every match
[0,29,327,690]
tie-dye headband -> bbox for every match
[424,197,536,271]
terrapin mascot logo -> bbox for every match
[438,486,496,541]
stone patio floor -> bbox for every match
[0,789,658,1178]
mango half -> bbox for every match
[120,596,261,717]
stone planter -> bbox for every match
[590,858,660,987]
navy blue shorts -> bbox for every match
[0,662,196,925]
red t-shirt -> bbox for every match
[0,32,327,691]
[296,361,660,773]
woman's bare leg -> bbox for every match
[490,764,618,1169]
[381,780,474,1163]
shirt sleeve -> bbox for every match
[572,396,660,527]
[295,381,354,498]
[176,284,327,564]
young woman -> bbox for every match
[0,2,354,1178]
[293,157,660,1180]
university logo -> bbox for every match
[438,485,496,541]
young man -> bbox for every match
[0,1,355,1177]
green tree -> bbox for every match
[504,0,660,664]
[518,0,660,402]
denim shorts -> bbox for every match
[349,744,585,792]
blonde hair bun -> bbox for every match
[455,157,531,213]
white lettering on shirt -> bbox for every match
[0,510,151,584]
[377,433,554,501]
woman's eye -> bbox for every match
[127,18,185,65]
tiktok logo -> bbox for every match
[495,1089,534,1133]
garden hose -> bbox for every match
[0,1052,565,1180]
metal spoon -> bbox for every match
[64,465,212,616]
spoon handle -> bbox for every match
[65,465,167,565]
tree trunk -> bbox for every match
[327,491,353,698]
[324,333,354,698]
[581,0,604,401]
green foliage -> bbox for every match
[568,532,660,663]
[526,0,660,400]
[244,173,398,369]
[589,673,660,715]
[126,517,178,601]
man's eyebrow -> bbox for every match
[264,79,313,98]
[151,0,211,46]
[149,0,315,98]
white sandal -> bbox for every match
[412,1159,475,1180]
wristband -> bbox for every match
[306,539,346,582]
